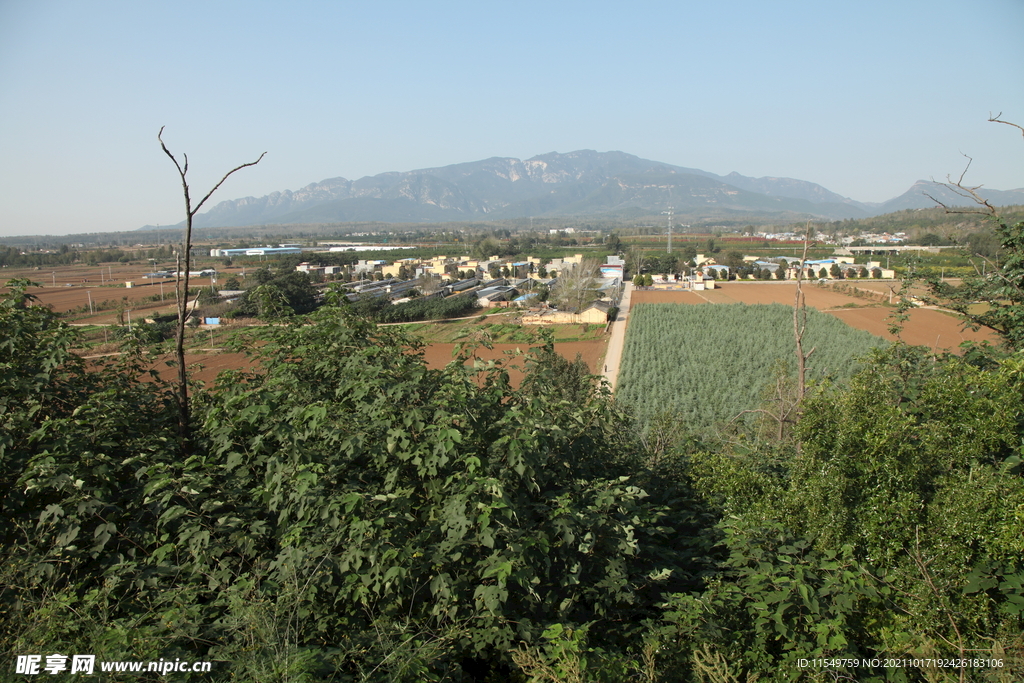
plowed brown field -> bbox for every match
[421,341,607,386]
[12,263,609,387]
[2,263,246,315]
[147,351,254,386]
[630,282,997,351]
[140,340,606,389]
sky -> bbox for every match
[1,0,1022,237]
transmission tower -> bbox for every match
[662,207,674,253]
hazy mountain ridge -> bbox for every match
[878,181,1024,213]
[715,172,870,209]
[146,150,1024,229]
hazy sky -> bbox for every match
[1,0,1022,237]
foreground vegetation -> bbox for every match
[3,269,1022,681]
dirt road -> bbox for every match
[601,282,633,391]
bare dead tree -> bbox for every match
[793,223,817,403]
[550,258,600,312]
[732,231,818,445]
[730,362,802,443]
[628,244,647,281]
[159,127,265,448]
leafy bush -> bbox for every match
[109,320,175,345]
[350,292,479,323]
[1,285,689,679]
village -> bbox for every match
[259,246,900,327]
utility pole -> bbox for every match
[662,207,674,254]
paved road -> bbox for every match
[601,282,633,392]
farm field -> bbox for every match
[1,262,245,315]
[421,341,606,387]
[400,312,606,345]
[3,277,179,314]
[398,310,610,385]
[4,256,612,389]
[138,341,605,390]
[631,282,997,351]
[92,310,608,390]
[633,282,878,308]
[616,303,887,432]
[145,350,253,386]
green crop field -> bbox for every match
[617,303,887,430]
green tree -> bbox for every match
[252,266,274,285]
[725,250,745,270]
[606,233,622,253]
[236,271,317,317]
[663,345,1024,680]
[928,217,1024,350]
[248,283,290,318]
[191,306,682,672]
[475,236,501,259]
[197,285,219,305]
[274,272,318,313]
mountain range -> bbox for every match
[146,150,1024,229]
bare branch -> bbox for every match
[158,126,187,181]
[193,151,267,215]
[989,112,1024,140]
[926,113,1024,218]
[920,192,995,217]
[924,152,999,217]
[953,152,975,188]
